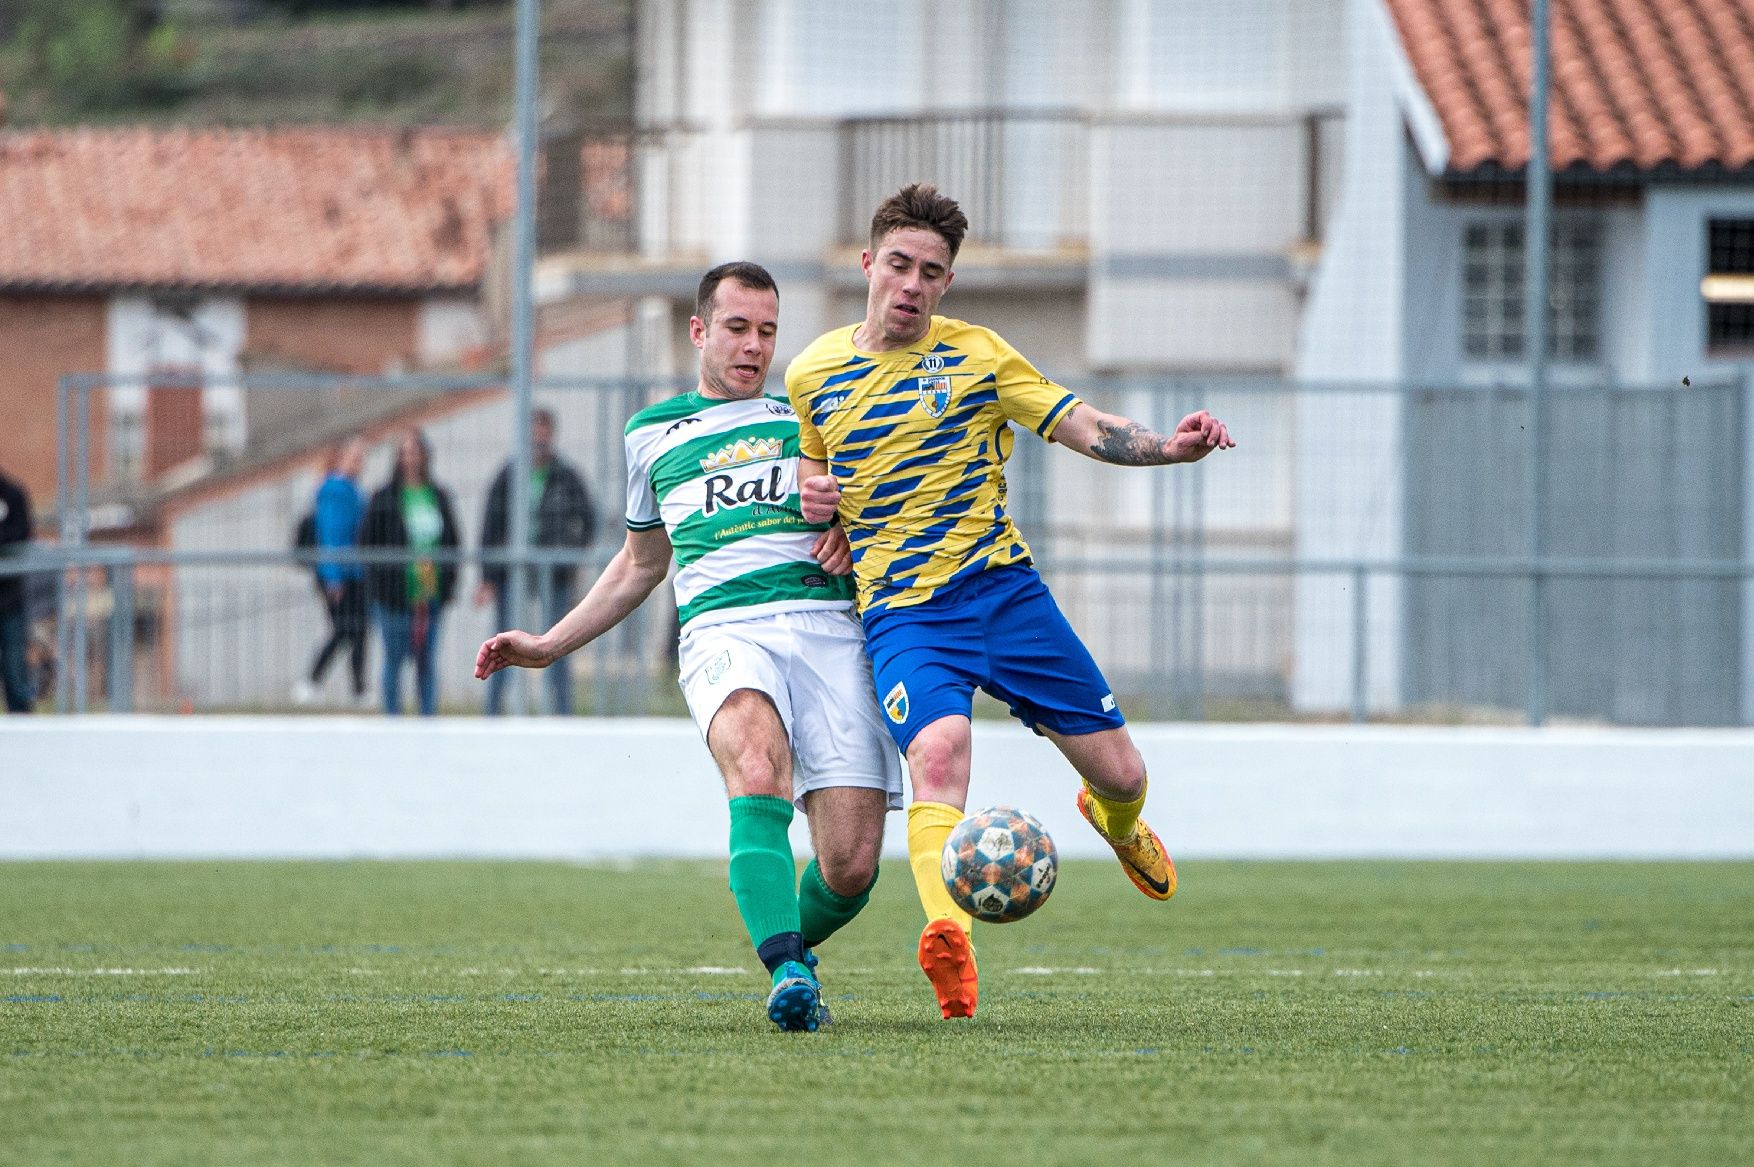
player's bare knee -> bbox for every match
[906,720,972,801]
[1098,748,1148,801]
[716,736,790,798]
[817,842,879,898]
[1089,738,1147,798]
[708,689,790,797]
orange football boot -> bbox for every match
[917,918,979,1019]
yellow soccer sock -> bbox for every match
[1082,777,1148,842]
[907,801,973,934]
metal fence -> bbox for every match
[8,369,1747,726]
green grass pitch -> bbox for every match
[3,860,1749,1165]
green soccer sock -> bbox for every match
[726,795,802,956]
[798,858,878,948]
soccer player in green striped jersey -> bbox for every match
[475,262,902,1033]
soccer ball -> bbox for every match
[940,806,1058,923]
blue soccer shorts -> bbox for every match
[859,563,1126,752]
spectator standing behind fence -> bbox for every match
[361,429,461,717]
[0,467,33,713]
[295,438,370,708]
[475,408,597,715]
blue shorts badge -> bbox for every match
[883,680,909,724]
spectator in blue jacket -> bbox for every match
[296,438,369,706]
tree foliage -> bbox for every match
[11,0,200,115]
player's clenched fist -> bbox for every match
[800,474,841,524]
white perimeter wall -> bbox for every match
[4,718,1750,860]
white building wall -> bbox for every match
[754,0,929,116]
[1404,198,1628,390]
[998,0,1108,109]
[1086,119,1305,370]
[1644,186,1754,380]
[1641,186,1754,726]
[1597,205,1648,381]
[416,297,489,366]
[106,295,249,460]
[1118,0,1347,113]
[1292,0,1417,714]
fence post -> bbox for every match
[108,559,135,713]
[1742,370,1754,726]
[504,0,542,716]
[1351,564,1368,725]
[73,381,92,713]
[1524,0,1552,726]
[55,375,72,714]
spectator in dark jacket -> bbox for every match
[475,408,596,715]
[0,467,33,713]
[296,437,369,706]
[361,429,461,717]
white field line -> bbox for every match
[1012,967,1103,975]
[6,965,1594,982]
[5,967,201,976]
[618,966,746,975]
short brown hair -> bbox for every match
[869,184,968,264]
[695,261,778,325]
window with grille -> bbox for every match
[1704,219,1754,355]
[1462,218,1601,361]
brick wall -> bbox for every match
[244,296,421,373]
[0,292,448,522]
[0,294,107,515]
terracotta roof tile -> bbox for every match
[0,126,513,292]
[1382,0,1754,173]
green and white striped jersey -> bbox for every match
[624,391,855,631]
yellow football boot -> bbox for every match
[1077,788,1178,900]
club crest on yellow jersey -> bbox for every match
[917,375,952,418]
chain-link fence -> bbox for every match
[9,368,1745,725]
[6,0,1750,726]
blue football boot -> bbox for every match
[765,959,824,1032]
[803,949,833,1027]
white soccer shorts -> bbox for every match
[678,608,904,810]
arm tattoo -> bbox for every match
[1088,418,1172,466]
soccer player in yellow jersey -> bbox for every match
[786,185,1234,1019]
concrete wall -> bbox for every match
[6,718,1751,860]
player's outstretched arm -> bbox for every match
[1050,404,1235,466]
[474,527,673,680]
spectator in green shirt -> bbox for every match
[361,429,462,716]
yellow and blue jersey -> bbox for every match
[785,316,1080,613]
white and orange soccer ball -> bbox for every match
[940,806,1058,923]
